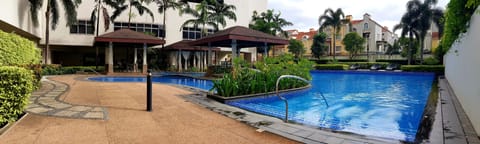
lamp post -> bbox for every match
[363,32,370,61]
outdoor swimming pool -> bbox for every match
[88,75,213,91]
[227,71,435,142]
[88,71,435,142]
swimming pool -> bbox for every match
[88,75,213,91]
[227,70,435,142]
[88,71,435,142]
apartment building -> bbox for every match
[0,0,267,67]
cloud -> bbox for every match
[268,0,449,33]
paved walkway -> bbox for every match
[26,77,107,119]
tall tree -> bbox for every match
[156,0,187,47]
[394,0,423,65]
[28,0,81,64]
[249,9,292,56]
[318,8,349,61]
[342,32,365,59]
[311,32,329,59]
[110,0,155,27]
[180,0,217,36]
[411,0,444,64]
[288,39,305,58]
[91,0,119,69]
[208,0,236,29]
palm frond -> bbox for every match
[110,5,128,21]
[90,7,98,32]
[50,0,60,30]
[102,6,111,31]
[28,0,43,27]
[61,0,79,27]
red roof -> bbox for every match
[190,26,288,48]
[94,29,165,46]
[351,20,362,25]
[163,40,220,51]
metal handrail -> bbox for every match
[275,75,310,122]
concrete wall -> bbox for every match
[445,7,480,135]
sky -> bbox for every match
[267,0,449,34]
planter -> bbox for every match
[207,84,311,103]
[0,113,28,136]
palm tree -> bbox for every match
[249,9,292,56]
[208,0,237,29]
[156,0,187,48]
[413,0,444,64]
[180,0,217,36]
[90,0,119,69]
[318,8,349,61]
[394,1,422,65]
[110,0,155,27]
[28,0,81,64]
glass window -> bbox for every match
[70,20,94,35]
[113,22,165,38]
[335,46,342,52]
[181,26,215,40]
[364,23,368,30]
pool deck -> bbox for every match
[0,75,478,144]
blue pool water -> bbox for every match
[227,71,435,142]
[88,75,213,91]
[88,71,435,142]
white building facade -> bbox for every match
[0,0,267,66]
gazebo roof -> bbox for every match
[189,26,288,48]
[163,40,220,51]
[94,29,165,46]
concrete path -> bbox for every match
[0,75,296,144]
[26,77,106,119]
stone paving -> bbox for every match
[26,77,107,120]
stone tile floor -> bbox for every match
[26,77,107,120]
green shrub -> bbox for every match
[376,59,408,65]
[41,65,104,75]
[423,57,440,65]
[0,66,34,126]
[211,54,314,97]
[314,64,348,70]
[401,65,445,75]
[0,30,41,66]
[310,59,368,64]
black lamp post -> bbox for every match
[363,32,370,60]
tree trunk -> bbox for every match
[420,37,424,65]
[44,3,51,64]
[95,0,101,69]
[408,30,413,65]
[332,28,336,61]
[161,6,167,49]
[128,3,132,28]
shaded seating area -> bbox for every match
[162,40,220,72]
[94,29,164,74]
[189,26,289,66]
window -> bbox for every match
[336,34,341,40]
[364,23,368,30]
[182,27,215,40]
[114,22,165,37]
[335,46,341,52]
[70,20,94,34]
[302,35,309,40]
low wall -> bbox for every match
[444,7,480,135]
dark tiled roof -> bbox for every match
[164,40,220,51]
[190,26,288,48]
[94,29,165,45]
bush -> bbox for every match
[423,57,440,65]
[0,66,34,127]
[315,64,348,70]
[310,59,368,64]
[211,54,314,97]
[376,59,408,65]
[401,65,445,75]
[41,65,104,75]
[0,30,41,66]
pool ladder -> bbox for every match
[276,75,310,123]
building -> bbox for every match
[349,13,398,56]
[0,0,267,71]
[283,28,318,57]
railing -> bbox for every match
[275,75,310,122]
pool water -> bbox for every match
[88,75,213,91]
[227,71,435,142]
[88,71,435,142]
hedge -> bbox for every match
[315,64,348,70]
[42,65,105,75]
[401,65,445,75]
[376,59,408,65]
[0,30,41,66]
[310,59,368,64]
[0,66,34,127]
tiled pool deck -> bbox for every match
[1,75,478,144]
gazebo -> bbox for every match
[94,29,165,74]
[189,26,289,65]
[162,40,220,71]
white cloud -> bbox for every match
[268,0,449,34]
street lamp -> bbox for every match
[363,32,370,61]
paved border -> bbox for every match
[26,77,107,120]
